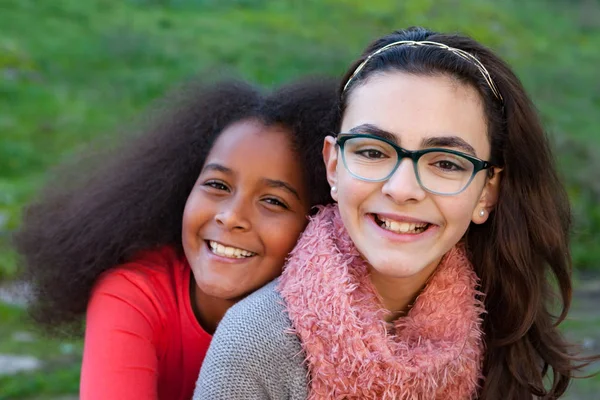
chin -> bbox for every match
[372,266,422,279]
[198,281,239,300]
[368,256,429,278]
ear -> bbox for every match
[472,168,502,224]
[322,136,339,201]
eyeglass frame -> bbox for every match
[335,133,496,196]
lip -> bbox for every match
[203,240,258,264]
[366,213,439,243]
[206,239,256,254]
[371,212,433,225]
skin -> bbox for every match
[182,119,310,333]
[324,72,500,319]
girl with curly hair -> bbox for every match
[14,77,338,400]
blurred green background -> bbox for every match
[0,0,598,398]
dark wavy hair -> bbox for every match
[338,27,598,399]
[14,77,338,335]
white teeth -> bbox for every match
[378,216,428,234]
[209,241,255,258]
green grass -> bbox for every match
[0,303,82,399]
[0,0,599,396]
[2,0,599,275]
[0,364,80,400]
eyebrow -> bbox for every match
[348,124,477,156]
[202,163,232,174]
[421,136,477,156]
[348,124,399,143]
[203,163,301,201]
[263,179,301,201]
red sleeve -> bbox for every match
[80,268,163,400]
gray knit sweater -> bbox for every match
[193,280,308,400]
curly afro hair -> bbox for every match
[14,77,339,334]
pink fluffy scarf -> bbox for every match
[278,205,485,400]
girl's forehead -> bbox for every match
[341,72,490,156]
[343,72,484,122]
[209,121,292,156]
[203,121,304,184]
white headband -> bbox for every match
[342,40,503,104]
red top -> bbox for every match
[80,246,212,400]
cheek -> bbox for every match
[337,171,369,204]
[182,195,198,230]
[442,203,473,230]
[437,191,480,231]
[182,192,210,239]
[181,200,194,231]
[264,217,307,258]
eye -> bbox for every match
[433,160,466,172]
[356,149,388,159]
[203,180,230,191]
[262,197,289,210]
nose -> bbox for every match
[214,196,252,231]
[381,158,427,204]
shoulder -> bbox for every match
[196,281,308,400]
[88,246,186,325]
[92,246,183,296]
[210,280,302,362]
[220,281,292,337]
[227,280,287,315]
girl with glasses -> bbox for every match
[195,27,597,399]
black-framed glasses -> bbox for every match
[336,133,494,195]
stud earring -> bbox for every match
[479,209,485,217]
[331,185,337,194]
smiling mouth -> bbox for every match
[207,240,257,259]
[372,214,431,234]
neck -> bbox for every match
[189,277,237,334]
[368,258,441,322]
